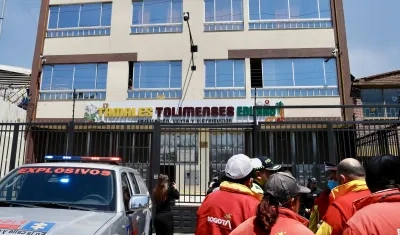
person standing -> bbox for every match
[303,177,322,219]
[230,172,313,235]
[250,157,282,200]
[343,154,400,235]
[316,158,370,235]
[152,174,180,235]
[308,163,338,233]
[196,154,259,235]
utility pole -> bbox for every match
[0,0,6,38]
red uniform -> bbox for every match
[230,207,313,235]
[343,188,400,235]
[316,180,370,235]
[195,181,260,235]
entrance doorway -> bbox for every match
[160,165,176,183]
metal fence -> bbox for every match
[1,105,400,232]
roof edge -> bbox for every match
[0,64,32,75]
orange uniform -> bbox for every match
[230,207,313,235]
[316,180,370,235]
[343,188,400,235]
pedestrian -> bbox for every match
[206,175,221,195]
[343,154,400,235]
[316,158,370,235]
[152,174,180,235]
[308,162,338,232]
[250,157,282,200]
[302,177,322,219]
[229,172,314,235]
[195,154,260,235]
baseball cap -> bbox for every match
[225,154,253,180]
[324,162,337,171]
[252,156,282,171]
[365,154,400,188]
[308,177,317,183]
[264,172,311,204]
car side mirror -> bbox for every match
[129,194,149,211]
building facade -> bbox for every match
[352,70,400,159]
[28,0,351,203]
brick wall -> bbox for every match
[353,98,363,121]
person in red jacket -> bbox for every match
[316,158,370,235]
[195,154,260,235]
[343,154,400,235]
[230,172,314,235]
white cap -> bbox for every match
[225,154,253,180]
[250,158,263,170]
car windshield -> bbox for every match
[0,166,116,212]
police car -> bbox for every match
[0,156,152,235]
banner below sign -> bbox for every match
[84,99,285,123]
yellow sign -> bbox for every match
[98,107,153,117]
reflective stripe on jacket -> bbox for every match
[316,180,370,235]
[343,188,400,235]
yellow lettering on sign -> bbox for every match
[105,108,114,117]
[97,107,153,117]
[98,108,104,116]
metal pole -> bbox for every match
[252,89,257,158]
[0,0,6,38]
[72,89,76,122]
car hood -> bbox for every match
[0,207,116,235]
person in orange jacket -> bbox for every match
[196,154,260,235]
[308,162,338,233]
[316,158,370,235]
[230,172,314,235]
[343,154,400,235]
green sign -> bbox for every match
[236,101,284,117]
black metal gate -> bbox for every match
[1,115,400,232]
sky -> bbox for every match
[0,0,399,78]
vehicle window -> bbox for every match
[127,172,140,195]
[121,172,133,211]
[0,167,116,212]
[134,172,149,194]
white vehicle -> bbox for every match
[0,155,152,235]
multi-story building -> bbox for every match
[28,0,351,210]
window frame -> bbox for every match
[204,59,246,98]
[248,0,332,30]
[361,89,400,119]
[203,0,244,32]
[130,0,183,34]
[46,2,112,37]
[39,63,107,101]
[128,61,182,99]
[251,58,338,98]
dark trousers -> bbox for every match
[154,211,174,235]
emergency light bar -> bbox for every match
[44,155,122,164]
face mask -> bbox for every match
[327,180,339,190]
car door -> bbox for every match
[133,171,152,234]
[127,171,147,235]
[121,171,140,235]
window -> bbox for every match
[251,58,338,97]
[204,60,246,98]
[209,132,244,163]
[361,89,400,119]
[121,173,132,211]
[131,0,183,34]
[47,3,112,37]
[204,0,244,31]
[160,133,198,163]
[127,173,140,194]
[39,63,107,100]
[248,0,332,30]
[128,61,182,99]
